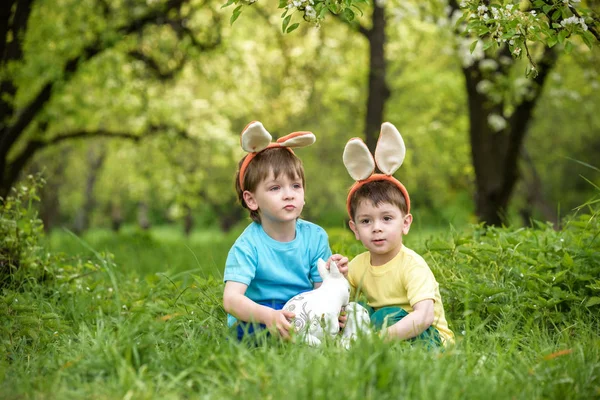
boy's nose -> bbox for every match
[372,221,382,232]
[282,188,294,199]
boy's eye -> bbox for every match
[384,216,393,221]
[293,183,303,189]
[360,219,370,224]
[269,186,280,191]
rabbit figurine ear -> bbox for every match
[241,121,272,153]
[328,260,342,278]
[343,138,375,181]
[317,258,329,280]
[317,259,341,280]
[374,122,406,176]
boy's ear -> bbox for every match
[348,219,360,240]
[402,213,413,235]
[243,191,259,211]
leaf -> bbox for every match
[561,252,574,268]
[543,349,573,360]
[230,5,242,25]
[221,0,236,9]
[564,40,573,54]
[581,31,595,50]
[286,23,300,33]
[343,8,355,21]
[585,297,600,307]
[469,40,478,54]
[557,29,568,44]
[282,15,291,33]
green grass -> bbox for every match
[1,221,599,399]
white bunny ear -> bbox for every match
[240,121,272,153]
[328,260,342,278]
[374,122,406,175]
[343,138,375,181]
[317,258,329,280]
[277,131,316,148]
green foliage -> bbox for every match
[1,176,600,397]
[0,175,49,287]
[2,219,600,398]
[458,0,598,76]
[223,0,369,32]
[424,210,600,334]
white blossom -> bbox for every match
[476,79,493,94]
[488,114,507,132]
[305,5,316,19]
[561,16,587,31]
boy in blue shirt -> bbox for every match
[223,121,348,341]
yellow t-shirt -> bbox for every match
[348,245,454,345]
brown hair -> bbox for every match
[235,147,305,223]
[348,180,408,221]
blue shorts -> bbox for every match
[233,300,287,342]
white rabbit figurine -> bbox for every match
[283,259,350,346]
[283,259,371,347]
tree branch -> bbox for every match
[128,50,185,80]
[331,12,370,38]
[0,0,17,62]
[5,124,194,193]
[1,0,194,163]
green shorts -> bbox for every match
[363,304,442,347]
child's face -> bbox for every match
[349,200,412,266]
[243,171,305,225]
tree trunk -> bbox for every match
[39,151,69,232]
[463,48,558,226]
[183,203,193,236]
[73,144,106,234]
[111,201,123,232]
[363,1,389,153]
[137,201,151,230]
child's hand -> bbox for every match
[329,254,349,277]
[266,309,295,340]
[338,307,348,331]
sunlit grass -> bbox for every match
[1,222,599,399]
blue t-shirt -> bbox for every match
[223,219,332,326]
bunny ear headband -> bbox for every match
[239,121,316,191]
[343,122,410,218]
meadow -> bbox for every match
[1,184,599,399]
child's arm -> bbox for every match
[382,299,434,340]
[223,281,295,339]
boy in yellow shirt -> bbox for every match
[341,123,454,346]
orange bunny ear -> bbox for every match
[276,131,316,148]
[238,122,316,191]
[240,121,272,153]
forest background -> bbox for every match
[2,0,599,236]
